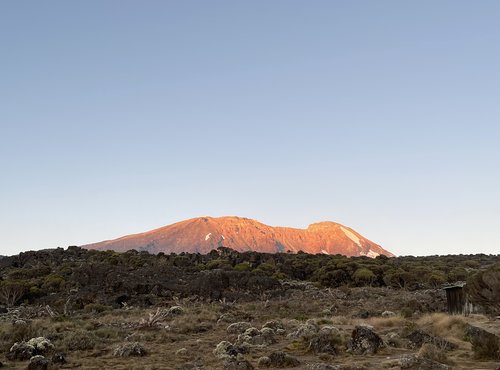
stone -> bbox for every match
[6,342,36,361]
[27,355,49,370]
[406,330,456,351]
[464,324,500,360]
[382,310,396,317]
[348,325,384,355]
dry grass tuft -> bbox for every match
[418,343,452,365]
[417,313,466,339]
[362,316,407,330]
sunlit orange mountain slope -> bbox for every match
[82,216,394,257]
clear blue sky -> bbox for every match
[1,1,499,257]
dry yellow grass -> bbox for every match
[417,312,467,339]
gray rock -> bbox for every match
[348,325,384,355]
[27,355,49,370]
[406,330,456,351]
[382,310,396,317]
[6,342,36,361]
[464,324,500,360]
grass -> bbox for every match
[0,289,498,369]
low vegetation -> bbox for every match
[0,247,498,368]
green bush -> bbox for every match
[61,330,98,351]
[234,262,251,272]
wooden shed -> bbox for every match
[444,283,473,316]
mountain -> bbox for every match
[82,216,394,257]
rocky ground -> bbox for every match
[0,283,499,369]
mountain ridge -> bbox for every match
[82,216,394,257]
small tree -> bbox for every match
[0,281,26,307]
[353,267,375,286]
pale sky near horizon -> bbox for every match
[1,1,499,257]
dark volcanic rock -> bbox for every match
[406,330,457,351]
[464,324,500,360]
[6,342,35,361]
[27,355,49,370]
[348,325,384,354]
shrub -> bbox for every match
[234,262,251,272]
[42,274,65,291]
[418,343,449,364]
[61,330,98,351]
[0,281,27,307]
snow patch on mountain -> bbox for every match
[340,226,361,247]
[205,233,212,241]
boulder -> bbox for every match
[464,324,500,360]
[348,325,384,355]
[406,330,456,351]
[27,355,49,370]
[6,342,36,361]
